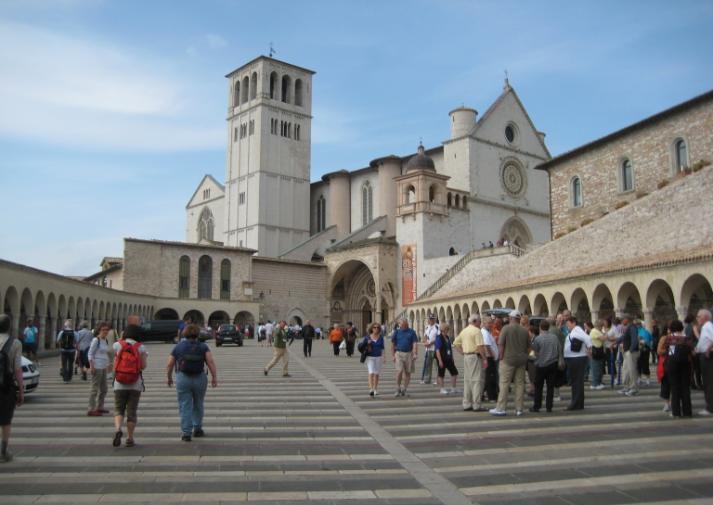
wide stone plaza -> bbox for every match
[2,340,713,505]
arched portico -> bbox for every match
[329,260,380,325]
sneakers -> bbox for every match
[595,384,606,390]
[440,388,450,395]
[451,388,461,394]
[112,430,123,448]
[663,404,671,413]
[263,369,268,376]
[193,428,205,437]
[87,410,102,416]
[625,390,639,397]
[394,389,403,397]
[369,390,375,397]
[181,434,192,442]
[282,373,291,377]
[516,410,524,417]
[618,389,629,395]
[373,390,379,396]
[699,410,712,416]
[489,408,506,416]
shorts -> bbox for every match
[366,356,383,375]
[22,341,37,354]
[114,389,141,423]
[0,387,17,425]
[79,348,90,368]
[437,359,459,378]
[394,351,414,374]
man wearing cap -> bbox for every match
[454,314,488,411]
[490,310,530,416]
[420,314,439,385]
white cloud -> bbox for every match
[0,20,224,151]
[205,33,227,49]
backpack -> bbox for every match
[60,329,75,350]
[178,341,206,376]
[668,338,691,364]
[114,340,142,384]
[357,337,369,354]
[0,337,16,389]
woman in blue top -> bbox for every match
[362,322,385,397]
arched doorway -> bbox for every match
[209,310,230,328]
[681,274,713,317]
[500,216,533,248]
[646,279,677,326]
[360,299,372,334]
[234,311,255,326]
[154,308,179,320]
[330,260,379,325]
[183,310,205,326]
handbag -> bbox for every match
[569,335,583,353]
[591,345,605,360]
[339,340,346,350]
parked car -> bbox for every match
[140,320,182,343]
[22,356,40,394]
[215,324,243,346]
[199,326,214,342]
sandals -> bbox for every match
[112,430,123,447]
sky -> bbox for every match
[1,0,712,276]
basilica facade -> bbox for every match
[186,55,552,329]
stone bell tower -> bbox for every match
[223,56,315,257]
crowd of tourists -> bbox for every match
[0,306,711,463]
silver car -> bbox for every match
[21,356,40,394]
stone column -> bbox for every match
[643,310,654,331]
[38,317,47,350]
[590,311,599,325]
[676,306,689,321]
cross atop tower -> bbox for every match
[269,42,276,58]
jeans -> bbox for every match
[332,342,341,356]
[421,350,435,383]
[303,338,312,357]
[176,372,208,436]
[590,358,604,387]
[61,351,75,382]
[608,348,618,387]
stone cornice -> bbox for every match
[469,195,550,218]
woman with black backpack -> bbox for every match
[663,320,693,418]
[166,324,218,441]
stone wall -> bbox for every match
[547,96,713,238]
[123,239,253,301]
[252,257,328,326]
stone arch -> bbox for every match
[500,216,533,248]
[481,300,491,313]
[533,294,548,316]
[570,288,591,324]
[4,287,19,332]
[330,259,378,326]
[438,306,446,324]
[505,297,516,309]
[183,309,205,326]
[91,299,98,325]
[77,297,86,324]
[287,308,305,327]
[470,301,478,316]
[617,282,643,318]
[591,283,615,321]
[250,71,257,100]
[492,299,502,309]
[281,74,291,103]
[241,75,249,103]
[453,304,462,334]
[46,292,57,349]
[34,290,46,320]
[446,305,454,331]
[294,78,303,106]
[67,296,76,323]
[98,301,105,321]
[155,308,179,320]
[20,287,33,328]
[551,292,567,315]
[518,295,532,315]
[680,273,713,317]
[58,295,67,323]
[235,310,255,326]
[269,71,278,99]
[208,310,230,328]
[646,279,677,326]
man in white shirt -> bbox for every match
[420,315,439,385]
[564,317,592,411]
[265,321,274,346]
[695,309,713,416]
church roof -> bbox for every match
[225,55,316,78]
[185,174,225,209]
[405,144,436,173]
[536,87,713,171]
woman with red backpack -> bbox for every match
[112,325,148,448]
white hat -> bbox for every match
[509,310,521,318]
